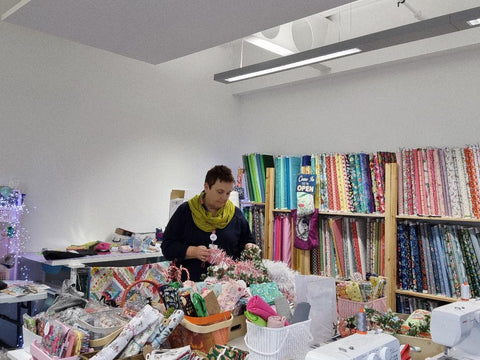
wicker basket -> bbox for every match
[244,319,312,360]
[337,297,388,320]
[168,311,233,354]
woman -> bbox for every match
[161,165,257,281]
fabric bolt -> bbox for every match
[406,149,416,215]
[274,156,284,209]
[409,225,423,293]
[151,309,185,348]
[311,245,319,275]
[439,225,460,297]
[397,223,410,290]
[251,206,264,253]
[439,226,458,298]
[282,214,292,266]
[444,148,462,218]
[354,154,366,213]
[178,290,196,316]
[459,228,480,296]
[250,282,283,305]
[288,156,302,210]
[464,147,480,218]
[374,153,386,213]
[418,224,433,294]
[348,153,361,213]
[474,145,480,207]
[351,220,363,277]
[216,279,247,312]
[267,315,286,328]
[469,228,480,294]
[399,149,413,215]
[438,149,452,217]
[246,295,288,324]
[421,149,432,215]
[432,226,451,297]
[335,154,348,211]
[273,215,281,261]
[450,226,468,286]
[244,310,267,327]
[320,154,329,210]
[397,150,404,215]
[415,224,428,292]
[91,305,161,360]
[325,155,334,211]
[412,149,423,215]
[323,219,333,277]
[432,148,446,216]
[359,153,374,213]
[427,224,439,294]
[454,147,473,218]
[427,149,439,215]
[191,292,208,317]
[370,155,380,213]
[120,320,160,358]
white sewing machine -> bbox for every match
[305,332,401,360]
[427,298,480,360]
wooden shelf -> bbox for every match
[395,289,457,303]
[318,211,385,218]
[272,208,292,213]
[240,201,265,206]
[397,214,480,224]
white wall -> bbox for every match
[0,22,241,251]
[1,20,480,254]
[236,45,480,155]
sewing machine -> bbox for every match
[305,332,401,360]
[427,298,480,360]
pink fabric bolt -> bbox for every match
[267,315,286,328]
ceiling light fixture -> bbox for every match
[223,48,360,83]
[244,36,294,56]
[214,6,480,84]
[467,18,480,26]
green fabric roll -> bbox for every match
[244,310,267,327]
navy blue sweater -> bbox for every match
[161,202,255,281]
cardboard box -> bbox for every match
[394,313,443,360]
[394,334,443,360]
[228,314,246,341]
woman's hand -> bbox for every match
[244,243,259,251]
[186,245,210,261]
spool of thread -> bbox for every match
[461,282,470,301]
[357,308,367,334]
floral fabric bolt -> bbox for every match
[90,305,160,360]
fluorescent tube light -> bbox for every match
[214,6,480,84]
[224,48,360,82]
[244,36,294,56]
[467,18,480,26]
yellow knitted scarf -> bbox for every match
[188,192,235,232]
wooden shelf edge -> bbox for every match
[318,211,385,218]
[272,209,292,213]
[395,289,457,303]
[397,215,480,223]
[241,201,265,206]
[272,209,386,217]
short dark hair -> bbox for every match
[204,165,234,188]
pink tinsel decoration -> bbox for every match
[208,247,234,266]
[207,248,267,284]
